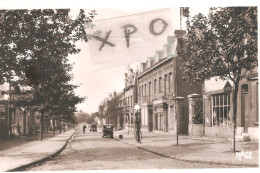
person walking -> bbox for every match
[83,124,86,134]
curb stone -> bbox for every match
[7,130,76,172]
[114,138,258,168]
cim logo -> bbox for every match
[236,150,253,160]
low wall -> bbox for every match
[248,127,259,140]
[205,126,232,138]
[189,124,204,136]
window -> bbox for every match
[142,85,144,97]
[159,77,162,92]
[164,75,167,95]
[144,84,147,96]
[212,93,231,127]
[149,82,151,101]
[169,73,172,91]
[139,86,141,99]
[154,79,157,94]
[0,105,5,117]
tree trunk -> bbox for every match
[8,82,12,138]
[232,80,239,152]
[40,112,43,141]
[52,117,55,136]
[23,110,26,135]
[59,116,61,134]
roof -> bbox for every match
[138,56,173,78]
[204,77,233,93]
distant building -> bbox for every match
[137,32,202,134]
[123,68,138,131]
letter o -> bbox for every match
[149,18,168,36]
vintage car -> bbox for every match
[102,124,113,138]
[90,123,97,132]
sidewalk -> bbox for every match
[0,129,75,172]
[114,130,259,167]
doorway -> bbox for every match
[241,84,249,132]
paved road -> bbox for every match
[26,128,238,170]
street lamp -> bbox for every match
[134,104,141,142]
[134,104,140,111]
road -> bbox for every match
[26,128,238,170]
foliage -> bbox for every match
[106,96,124,120]
[178,7,257,151]
[0,9,97,139]
[98,102,105,118]
[76,111,95,124]
[178,7,257,83]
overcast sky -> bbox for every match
[70,7,208,113]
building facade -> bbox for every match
[137,33,202,134]
[123,68,138,131]
[202,67,258,140]
[0,84,40,139]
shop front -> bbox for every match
[203,75,258,140]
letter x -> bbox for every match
[93,30,115,51]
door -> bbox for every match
[148,109,153,132]
[241,84,249,132]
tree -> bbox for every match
[98,102,105,118]
[106,96,124,128]
[178,7,257,152]
[0,9,97,140]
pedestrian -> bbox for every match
[17,124,21,138]
[83,124,86,134]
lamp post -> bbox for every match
[172,94,184,146]
[134,104,141,142]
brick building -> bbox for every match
[137,33,202,134]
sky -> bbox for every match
[1,0,259,114]
[70,7,209,113]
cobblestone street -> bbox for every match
[25,128,240,170]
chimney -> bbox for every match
[174,30,186,39]
[163,44,168,57]
[167,36,176,55]
[140,63,144,72]
[113,90,117,97]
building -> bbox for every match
[116,91,124,130]
[137,32,202,134]
[202,67,258,140]
[123,67,138,131]
[101,91,124,129]
[0,83,40,139]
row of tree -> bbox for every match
[75,110,96,124]
[0,9,97,140]
[98,95,123,128]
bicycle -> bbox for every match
[134,129,142,142]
